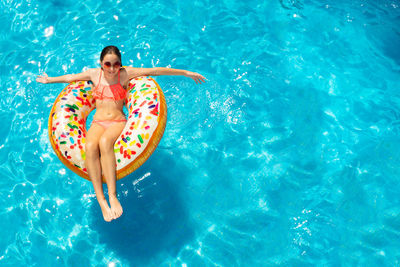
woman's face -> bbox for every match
[101,53,121,76]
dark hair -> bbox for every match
[100,46,122,63]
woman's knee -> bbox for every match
[85,141,99,156]
[99,136,114,153]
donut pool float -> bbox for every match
[48,76,167,182]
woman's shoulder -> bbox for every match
[80,68,101,80]
[120,67,129,79]
[119,67,131,88]
[87,67,101,75]
[120,66,129,74]
[121,66,138,75]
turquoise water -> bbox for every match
[1,0,400,265]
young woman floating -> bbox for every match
[37,45,205,222]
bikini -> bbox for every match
[92,69,127,129]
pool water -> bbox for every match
[1,0,400,265]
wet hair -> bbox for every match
[100,46,122,63]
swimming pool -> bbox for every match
[1,0,400,265]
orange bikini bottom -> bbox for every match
[92,119,127,130]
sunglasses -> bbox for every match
[103,61,121,68]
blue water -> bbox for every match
[1,0,400,265]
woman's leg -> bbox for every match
[98,121,126,219]
[85,123,114,222]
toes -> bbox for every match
[104,214,112,222]
[111,209,117,218]
[112,208,123,218]
[114,210,120,218]
[101,209,113,222]
[110,209,118,219]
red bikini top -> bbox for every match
[92,69,126,101]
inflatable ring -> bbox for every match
[48,76,167,182]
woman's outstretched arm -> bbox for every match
[36,69,93,84]
[125,67,206,84]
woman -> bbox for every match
[37,46,205,222]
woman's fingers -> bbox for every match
[199,74,206,83]
[192,73,206,84]
[36,72,48,83]
[186,71,206,84]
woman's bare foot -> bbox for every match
[98,198,114,222]
[109,194,123,219]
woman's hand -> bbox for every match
[36,73,49,84]
[185,71,206,84]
